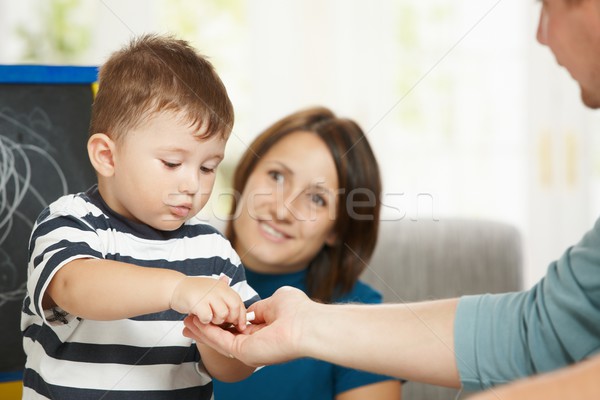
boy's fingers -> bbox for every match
[193,303,213,324]
[210,302,230,325]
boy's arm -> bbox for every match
[45,258,246,326]
[197,342,255,382]
[45,258,183,319]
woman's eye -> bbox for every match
[162,160,180,169]
[311,194,326,207]
[268,170,284,183]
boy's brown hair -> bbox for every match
[90,34,234,141]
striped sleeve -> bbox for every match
[26,197,104,326]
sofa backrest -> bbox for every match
[360,218,523,399]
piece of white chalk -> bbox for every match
[246,311,255,322]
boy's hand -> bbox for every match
[170,275,247,331]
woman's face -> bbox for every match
[233,131,339,274]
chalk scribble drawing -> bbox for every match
[0,107,68,308]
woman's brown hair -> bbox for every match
[227,107,382,302]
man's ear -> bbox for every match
[88,133,116,177]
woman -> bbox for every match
[213,106,402,399]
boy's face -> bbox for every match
[103,111,226,231]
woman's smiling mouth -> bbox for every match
[259,221,287,240]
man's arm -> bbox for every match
[468,353,600,400]
[184,286,461,388]
[302,296,460,387]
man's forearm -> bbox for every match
[302,298,461,387]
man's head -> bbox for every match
[537,0,600,108]
[90,33,233,142]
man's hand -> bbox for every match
[182,286,312,367]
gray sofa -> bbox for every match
[360,218,523,400]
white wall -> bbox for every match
[1,0,598,288]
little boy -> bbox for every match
[21,34,259,399]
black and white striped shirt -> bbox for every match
[21,185,259,399]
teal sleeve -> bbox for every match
[455,218,600,391]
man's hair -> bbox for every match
[90,34,234,141]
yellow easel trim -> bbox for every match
[0,381,23,399]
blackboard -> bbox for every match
[0,65,97,373]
